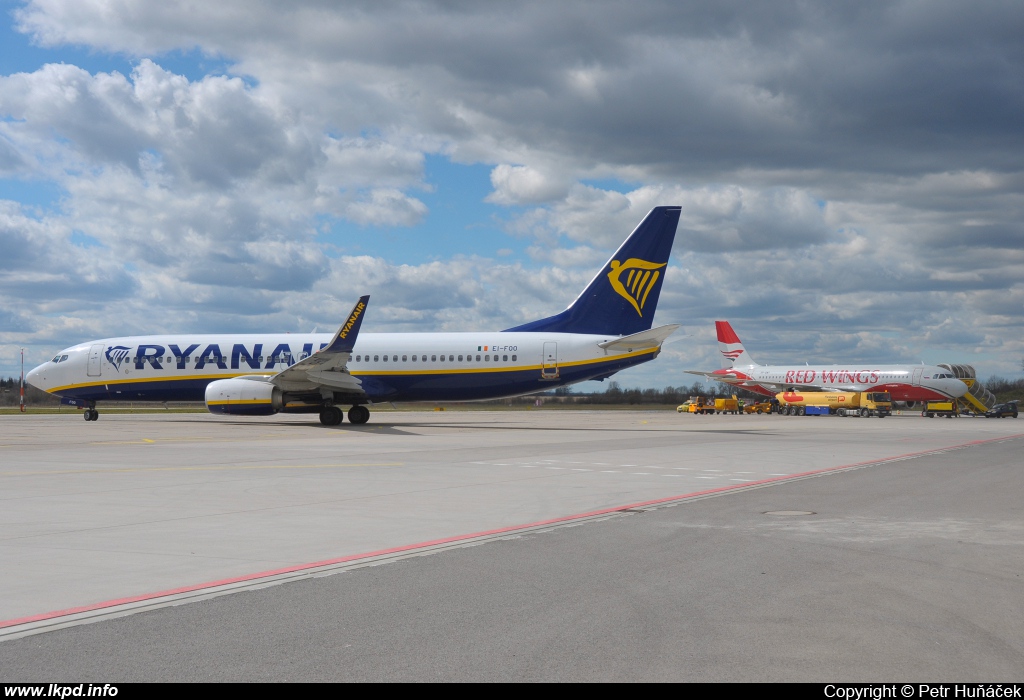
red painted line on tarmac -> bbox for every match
[2,432,1021,631]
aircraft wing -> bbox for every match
[270,295,369,394]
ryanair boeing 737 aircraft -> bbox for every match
[27,206,682,425]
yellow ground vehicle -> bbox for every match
[742,401,772,414]
[922,401,959,418]
[687,395,740,414]
[776,391,892,417]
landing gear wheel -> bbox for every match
[348,405,370,425]
[83,409,98,421]
[319,406,343,426]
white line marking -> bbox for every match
[571,468,591,472]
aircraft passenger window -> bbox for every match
[476,355,481,361]
[484,355,490,362]
[374,355,379,361]
[458,355,463,361]
[412,355,417,361]
[448,355,453,361]
[382,355,388,362]
[431,355,436,361]
[402,355,407,362]
[511,355,517,361]
[503,355,508,361]
[440,355,445,362]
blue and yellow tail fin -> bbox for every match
[504,206,680,336]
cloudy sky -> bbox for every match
[1,0,1022,388]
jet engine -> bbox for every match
[893,401,918,410]
[205,377,283,416]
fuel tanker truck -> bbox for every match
[775,391,892,417]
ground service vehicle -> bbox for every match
[776,391,892,417]
[743,401,772,414]
[687,396,740,414]
[983,402,1018,418]
[923,401,960,418]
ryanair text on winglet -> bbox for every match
[339,301,366,339]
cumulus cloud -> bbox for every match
[486,164,569,205]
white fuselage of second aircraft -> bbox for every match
[710,363,968,402]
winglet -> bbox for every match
[324,295,370,353]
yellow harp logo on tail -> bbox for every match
[607,259,666,317]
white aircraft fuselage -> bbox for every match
[29,331,658,406]
[708,363,969,402]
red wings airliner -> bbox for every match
[686,321,969,404]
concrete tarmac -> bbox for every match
[0,422,1021,681]
[0,410,1021,679]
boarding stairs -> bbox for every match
[938,363,995,414]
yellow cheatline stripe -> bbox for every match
[0,462,404,478]
[48,347,660,390]
[207,399,273,406]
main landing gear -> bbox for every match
[83,408,99,421]
[318,405,371,426]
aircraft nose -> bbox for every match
[25,363,47,390]
[950,378,968,398]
